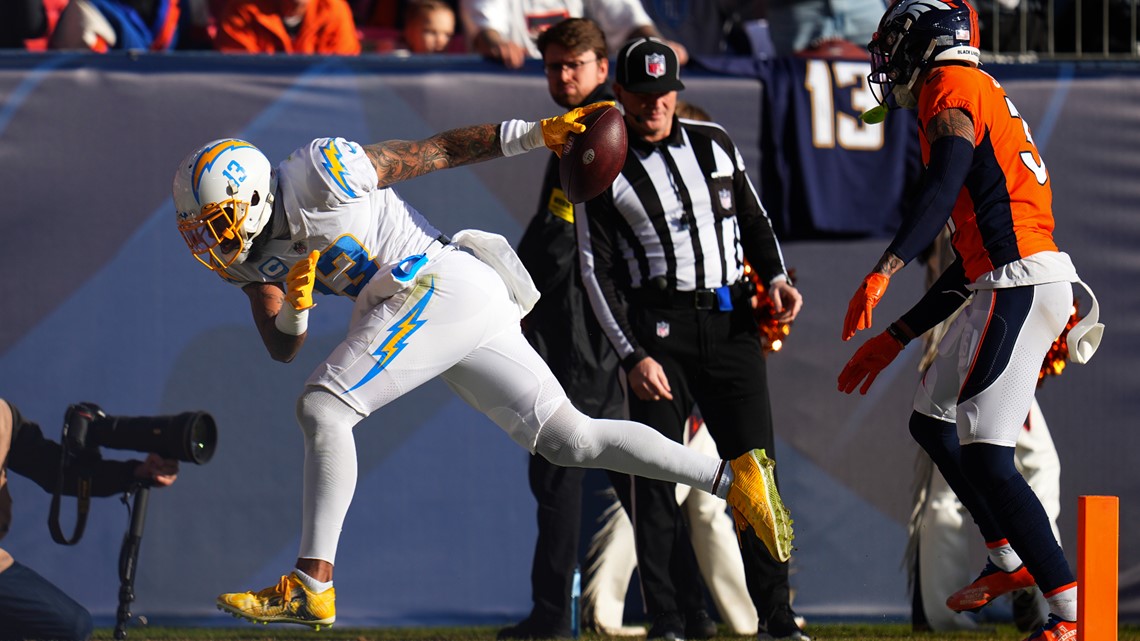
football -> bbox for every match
[558,105,627,204]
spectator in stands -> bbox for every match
[402,0,456,53]
[765,0,885,57]
[459,0,688,69]
[176,0,219,49]
[0,0,47,48]
[639,0,760,56]
[215,0,360,54]
[49,0,181,51]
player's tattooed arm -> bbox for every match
[364,124,504,188]
[925,107,975,145]
[871,251,906,278]
[243,282,306,363]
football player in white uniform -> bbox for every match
[172,105,795,629]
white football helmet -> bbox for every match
[173,139,276,271]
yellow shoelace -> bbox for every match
[252,575,294,601]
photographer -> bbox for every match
[0,399,178,641]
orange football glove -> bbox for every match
[539,101,615,156]
[838,331,903,395]
[285,250,319,311]
[842,272,890,341]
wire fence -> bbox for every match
[980,0,1140,60]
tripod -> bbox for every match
[115,483,150,640]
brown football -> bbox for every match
[558,105,627,204]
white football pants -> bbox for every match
[296,249,724,563]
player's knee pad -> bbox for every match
[533,399,593,467]
[960,442,1019,491]
[296,386,363,440]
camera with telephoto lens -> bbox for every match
[50,402,218,547]
[62,402,217,465]
[51,402,218,639]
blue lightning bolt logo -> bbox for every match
[344,278,436,393]
[320,140,358,199]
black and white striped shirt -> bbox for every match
[578,116,789,366]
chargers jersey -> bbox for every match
[217,137,443,299]
[761,55,921,240]
[918,66,1060,284]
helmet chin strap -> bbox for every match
[892,82,918,109]
[895,39,936,110]
[266,170,278,210]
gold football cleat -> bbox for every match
[217,572,335,630]
[726,448,794,562]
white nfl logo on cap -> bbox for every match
[645,53,666,78]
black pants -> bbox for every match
[627,303,790,623]
[526,452,709,629]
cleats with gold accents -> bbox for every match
[726,448,794,562]
[217,572,335,629]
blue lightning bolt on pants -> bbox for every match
[294,249,727,564]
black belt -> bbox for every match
[634,280,756,310]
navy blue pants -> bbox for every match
[0,561,93,641]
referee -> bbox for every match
[577,37,808,641]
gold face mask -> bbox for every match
[177,199,251,271]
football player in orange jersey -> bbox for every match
[835,1,1100,640]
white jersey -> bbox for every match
[218,137,443,301]
[459,0,653,59]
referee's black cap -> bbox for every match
[615,37,685,93]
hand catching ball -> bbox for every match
[558,104,627,204]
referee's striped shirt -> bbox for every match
[578,116,789,366]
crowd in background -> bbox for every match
[0,0,761,56]
[3,0,1136,58]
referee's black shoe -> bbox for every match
[761,604,810,641]
[684,608,717,639]
[647,611,686,641]
[497,616,571,640]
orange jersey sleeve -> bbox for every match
[215,0,291,53]
[215,0,359,54]
[917,66,1056,282]
[296,0,361,55]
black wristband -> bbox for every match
[886,322,910,347]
